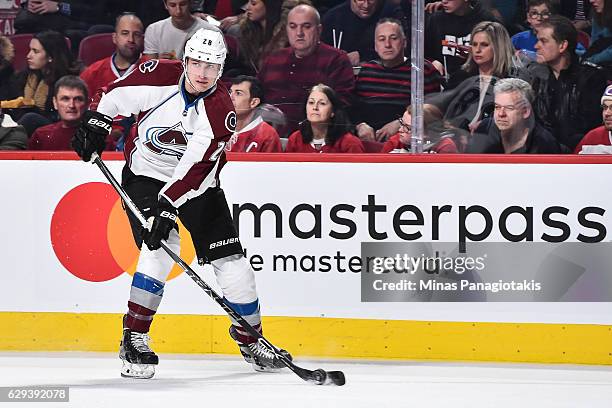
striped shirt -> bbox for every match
[352,58,441,129]
[258,43,355,136]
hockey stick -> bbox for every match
[90,153,346,386]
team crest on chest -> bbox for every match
[144,122,189,158]
[225,111,237,133]
[139,59,159,73]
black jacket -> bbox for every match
[468,117,562,154]
[525,59,607,151]
[321,1,384,62]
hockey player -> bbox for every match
[72,25,290,379]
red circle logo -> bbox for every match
[51,182,194,282]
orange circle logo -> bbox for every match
[51,182,194,282]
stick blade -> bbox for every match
[309,369,346,386]
[325,370,346,386]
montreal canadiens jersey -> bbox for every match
[96,59,237,207]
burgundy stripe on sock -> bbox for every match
[126,301,156,332]
[233,324,262,344]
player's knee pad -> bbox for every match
[212,254,257,304]
[136,228,180,283]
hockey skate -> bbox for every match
[119,328,159,379]
[229,326,292,372]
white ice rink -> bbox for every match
[1,353,611,407]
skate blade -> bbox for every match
[251,363,281,373]
[121,360,155,379]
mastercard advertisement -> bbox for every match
[51,182,194,283]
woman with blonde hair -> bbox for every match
[427,21,526,132]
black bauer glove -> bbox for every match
[72,110,113,162]
[142,198,178,251]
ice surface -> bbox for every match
[0,352,611,408]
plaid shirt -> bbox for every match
[258,43,355,136]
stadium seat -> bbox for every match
[577,30,590,49]
[8,33,34,73]
[78,33,115,66]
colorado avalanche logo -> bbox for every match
[143,122,189,158]
[139,59,159,74]
[225,111,237,133]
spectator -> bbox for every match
[15,1,114,53]
[144,0,211,60]
[574,84,612,153]
[528,15,608,151]
[258,4,355,136]
[285,83,364,152]
[0,35,14,101]
[382,104,464,153]
[80,13,145,97]
[559,0,591,31]
[227,0,283,75]
[427,21,524,132]
[512,0,555,58]
[582,0,612,65]
[80,13,145,151]
[229,75,283,152]
[424,0,497,80]
[29,75,109,150]
[468,77,561,153]
[352,18,441,141]
[321,0,385,65]
[7,30,81,136]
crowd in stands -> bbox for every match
[1,0,612,155]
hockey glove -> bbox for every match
[72,110,113,162]
[142,198,178,251]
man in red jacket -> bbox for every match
[228,75,282,152]
[29,75,114,150]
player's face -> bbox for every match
[287,7,321,58]
[185,58,221,94]
[494,91,529,132]
[526,4,551,30]
[53,86,88,123]
[113,16,144,61]
[246,0,266,23]
[471,32,494,70]
[26,38,48,70]
[306,90,334,125]
[230,81,256,119]
[535,26,564,65]
[350,0,379,19]
[374,22,405,65]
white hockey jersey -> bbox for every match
[96,59,237,207]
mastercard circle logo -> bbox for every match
[51,182,194,282]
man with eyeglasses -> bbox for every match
[468,78,561,153]
[512,0,555,58]
[574,84,612,153]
